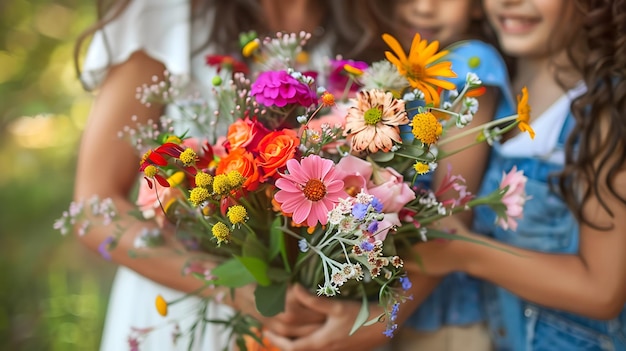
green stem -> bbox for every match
[438,114,518,147]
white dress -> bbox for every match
[84,1,235,350]
[83,1,335,350]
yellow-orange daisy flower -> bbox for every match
[516,87,535,139]
[344,89,409,153]
[382,33,457,105]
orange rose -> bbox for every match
[216,148,261,191]
[225,117,269,152]
[257,129,300,181]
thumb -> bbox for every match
[293,284,335,314]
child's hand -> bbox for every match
[232,284,326,339]
[264,285,389,351]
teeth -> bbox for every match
[502,18,535,31]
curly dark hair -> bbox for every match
[558,0,626,228]
[73,0,393,88]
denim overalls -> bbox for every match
[404,40,516,331]
[472,113,626,350]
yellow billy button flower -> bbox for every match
[179,148,197,166]
[189,187,210,206]
[516,87,535,139]
[195,172,213,188]
[212,222,231,245]
[212,174,231,195]
[227,205,248,225]
[411,111,443,144]
[155,295,168,317]
[413,162,430,175]
[226,170,245,189]
[143,165,158,178]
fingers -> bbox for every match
[292,284,336,315]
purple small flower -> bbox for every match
[370,197,383,212]
[98,236,115,261]
[383,323,398,338]
[399,276,412,291]
[351,203,369,220]
[360,241,374,252]
[250,70,317,108]
[367,221,379,233]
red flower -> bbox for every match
[206,55,249,75]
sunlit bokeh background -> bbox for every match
[1,1,117,349]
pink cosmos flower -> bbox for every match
[497,165,528,231]
[274,155,347,227]
[250,70,317,108]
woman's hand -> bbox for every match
[230,284,325,339]
[264,285,390,351]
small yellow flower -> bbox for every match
[320,91,335,107]
[212,222,231,244]
[413,162,430,175]
[195,172,213,188]
[179,148,197,166]
[411,112,442,144]
[226,170,245,189]
[212,174,231,195]
[227,205,248,225]
[164,135,182,144]
[155,295,168,316]
[516,87,535,139]
[143,165,158,178]
[343,63,364,76]
[167,171,185,187]
[189,187,210,206]
[242,40,260,58]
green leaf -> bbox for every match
[211,258,256,287]
[268,217,285,260]
[236,256,271,286]
[242,232,269,261]
[368,150,395,163]
[254,281,287,316]
[349,293,370,335]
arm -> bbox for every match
[434,86,499,226]
[413,167,626,319]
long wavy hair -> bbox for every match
[558,0,626,228]
[73,0,393,88]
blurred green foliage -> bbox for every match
[1,0,117,350]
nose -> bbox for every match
[412,0,437,15]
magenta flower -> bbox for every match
[250,70,317,108]
[327,59,368,96]
[274,155,347,227]
[497,166,528,231]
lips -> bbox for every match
[498,16,540,35]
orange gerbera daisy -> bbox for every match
[382,33,457,105]
[344,89,409,153]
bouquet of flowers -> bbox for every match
[55,31,533,350]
